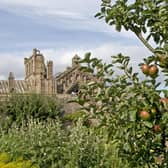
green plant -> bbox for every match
[0,119,67,168]
[0,119,131,168]
[77,49,168,167]
[64,121,129,168]
[77,53,159,165]
[0,94,63,129]
[0,153,38,168]
[76,2,168,160]
[63,110,86,123]
[72,1,168,167]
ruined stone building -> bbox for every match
[55,54,94,94]
[0,48,94,97]
[24,48,54,94]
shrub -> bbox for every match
[0,94,63,129]
[0,119,66,168]
[0,153,38,168]
[63,121,129,168]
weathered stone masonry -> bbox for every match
[24,48,54,94]
[0,48,94,96]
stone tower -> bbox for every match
[8,72,15,93]
[24,48,54,94]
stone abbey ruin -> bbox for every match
[0,48,94,98]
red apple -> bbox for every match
[139,110,150,120]
[154,124,161,133]
[141,64,149,75]
[149,65,158,76]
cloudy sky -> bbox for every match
[0,0,152,80]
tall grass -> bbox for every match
[0,119,130,168]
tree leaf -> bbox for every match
[143,121,153,128]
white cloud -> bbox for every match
[0,75,6,80]
[0,0,99,13]
[0,53,24,79]
[42,42,152,74]
[34,10,87,20]
[0,0,99,19]
[0,42,151,80]
[0,0,136,39]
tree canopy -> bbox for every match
[96,0,168,54]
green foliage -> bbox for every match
[95,0,168,86]
[63,110,86,122]
[64,121,129,168]
[96,0,168,46]
[76,52,168,167]
[72,1,168,167]
[0,119,66,168]
[0,119,130,168]
[0,153,38,168]
[0,94,63,129]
